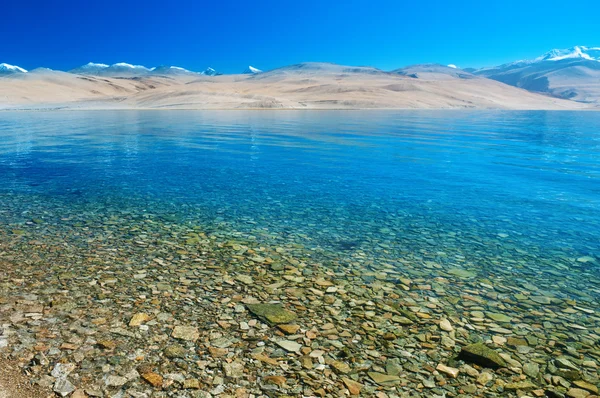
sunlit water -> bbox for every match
[1,110,599,300]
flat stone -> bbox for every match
[51,363,76,378]
[567,388,592,398]
[274,339,302,353]
[492,336,507,345]
[577,256,596,263]
[486,312,512,323]
[556,356,579,371]
[439,318,453,332]
[141,372,163,387]
[368,372,401,386]
[385,359,403,376]
[530,296,552,304]
[507,337,528,346]
[54,378,76,397]
[277,324,300,335]
[523,362,540,378]
[105,375,128,387]
[71,390,86,398]
[235,274,254,284]
[172,326,199,341]
[223,360,245,378]
[129,313,151,327]
[342,378,362,395]
[208,347,228,358]
[447,268,476,278]
[183,379,201,389]
[460,343,507,369]
[573,380,598,394]
[263,376,286,387]
[97,340,117,350]
[246,303,297,325]
[164,345,187,359]
[331,361,352,374]
[477,372,494,385]
[505,381,537,391]
[436,363,459,378]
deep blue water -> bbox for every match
[0,110,599,283]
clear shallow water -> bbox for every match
[0,110,599,294]
[3,110,600,396]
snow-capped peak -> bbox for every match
[244,65,262,74]
[447,64,458,69]
[201,67,221,76]
[0,63,28,73]
[535,46,600,62]
[112,62,151,70]
[83,62,109,69]
[169,66,189,71]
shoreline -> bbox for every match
[1,106,599,112]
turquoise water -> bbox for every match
[1,110,599,294]
[2,110,600,396]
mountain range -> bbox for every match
[0,46,598,110]
[473,46,600,103]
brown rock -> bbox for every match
[96,340,117,350]
[436,363,460,378]
[331,361,352,374]
[171,326,199,341]
[300,356,313,369]
[342,378,362,395]
[277,324,301,335]
[208,347,229,358]
[264,375,286,387]
[129,313,151,327]
[251,353,279,366]
[141,372,163,388]
[183,379,201,389]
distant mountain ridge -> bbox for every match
[0,63,27,75]
[1,46,599,103]
[474,46,600,103]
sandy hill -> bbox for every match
[0,62,592,110]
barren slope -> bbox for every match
[0,63,592,110]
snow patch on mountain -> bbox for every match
[0,63,28,73]
[244,66,262,74]
[111,63,151,70]
[83,62,109,69]
[535,46,600,62]
[201,67,221,76]
[447,64,457,69]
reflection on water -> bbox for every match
[1,111,598,259]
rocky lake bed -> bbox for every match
[1,192,599,398]
[1,111,599,398]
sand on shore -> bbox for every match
[0,63,593,111]
[0,358,48,398]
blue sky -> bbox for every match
[2,0,599,73]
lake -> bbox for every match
[1,110,599,396]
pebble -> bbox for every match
[274,339,302,353]
[53,378,76,397]
[436,363,460,378]
[223,360,245,378]
[439,318,453,331]
[171,326,200,341]
[342,378,362,395]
